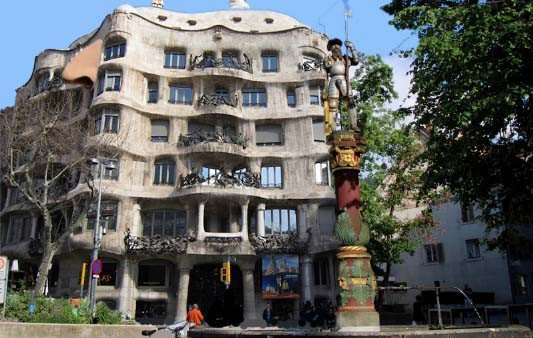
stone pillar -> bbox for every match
[197,201,206,240]
[240,201,249,241]
[118,257,135,319]
[229,207,239,233]
[131,203,141,237]
[297,204,308,239]
[256,203,266,237]
[301,255,313,303]
[176,267,191,322]
[242,267,257,325]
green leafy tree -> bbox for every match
[348,55,436,285]
[382,0,532,249]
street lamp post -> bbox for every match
[88,159,115,314]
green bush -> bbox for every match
[5,290,126,325]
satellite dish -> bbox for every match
[230,0,250,9]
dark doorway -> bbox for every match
[188,263,243,327]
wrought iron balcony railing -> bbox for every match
[249,231,311,254]
[178,169,261,189]
[299,59,324,72]
[198,94,239,107]
[124,230,196,255]
[189,54,253,73]
[178,130,247,148]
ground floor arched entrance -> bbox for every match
[188,263,244,327]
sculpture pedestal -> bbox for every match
[336,246,380,332]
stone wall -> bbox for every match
[0,322,160,338]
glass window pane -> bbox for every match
[179,54,186,69]
[142,214,152,236]
[164,212,174,237]
[168,164,175,184]
[169,87,176,102]
[268,167,275,186]
[275,166,282,186]
[165,53,171,67]
[153,212,164,236]
[281,209,289,234]
[272,209,280,234]
[289,210,297,233]
[265,210,272,235]
[261,167,268,186]
[154,165,161,184]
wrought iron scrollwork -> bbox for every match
[29,237,44,257]
[299,59,324,72]
[250,230,311,254]
[45,75,64,90]
[124,229,196,255]
[178,130,247,148]
[189,53,253,73]
[198,94,239,107]
[178,167,260,188]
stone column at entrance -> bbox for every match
[301,255,313,303]
[256,203,266,237]
[118,257,135,318]
[197,201,206,240]
[176,267,191,321]
[131,203,142,236]
[242,267,257,326]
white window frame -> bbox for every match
[261,166,283,188]
[242,89,267,107]
[169,85,192,105]
[154,160,176,185]
[95,110,120,134]
[164,51,186,69]
[315,161,331,186]
[104,42,126,61]
[263,208,297,235]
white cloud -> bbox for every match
[383,55,416,111]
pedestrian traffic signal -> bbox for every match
[220,261,231,284]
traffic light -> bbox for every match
[220,261,231,285]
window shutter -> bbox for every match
[313,120,325,142]
[256,124,282,144]
[437,243,445,263]
[318,207,336,235]
[151,120,169,138]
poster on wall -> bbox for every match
[262,255,300,299]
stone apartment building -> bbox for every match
[0,4,340,326]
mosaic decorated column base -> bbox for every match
[336,246,380,332]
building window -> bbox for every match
[201,167,220,186]
[8,216,32,243]
[98,261,118,286]
[142,210,186,237]
[513,274,528,296]
[314,257,330,286]
[318,206,336,235]
[310,86,321,105]
[95,110,119,134]
[256,124,282,146]
[135,300,167,324]
[138,263,167,287]
[147,81,158,103]
[313,120,326,142]
[315,161,330,186]
[261,166,282,188]
[164,51,186,69]
[97,70,122,94]
[242,89,267,107]
[87,201,118,232]
[154,160,176,185]
[222,52,239,69]
[466,239,481,259]
[169,85,192,105]
[264,208,297,235]
[262,54,278,72]
[151,120,169,142]
[104,42,126,61]
[424,243,444,264]
[91,159,120,180]
[461,202,475,223]
[287,90,296,107]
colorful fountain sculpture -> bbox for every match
[323,38,380,331]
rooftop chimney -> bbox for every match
[230,0,250,9]
[152,0,164,8]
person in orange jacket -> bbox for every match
[186,304,205,326]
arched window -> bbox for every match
[104,39,126,61]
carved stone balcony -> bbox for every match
[189,54,253,73]
[198,94,238,107]
[177,130,247,148]
[178,169,260,189]
[124,230,196,255]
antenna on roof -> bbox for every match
[152,0,164,8]
[230,0,250,9]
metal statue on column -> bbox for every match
[322,3,380,329]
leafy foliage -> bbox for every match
[5,290,126,324]
[382,0,533,249]
[348,55,437,282]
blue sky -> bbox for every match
[0,0,416,108]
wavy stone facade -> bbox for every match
[0,5,340,326]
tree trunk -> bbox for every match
[34,245,56,295]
